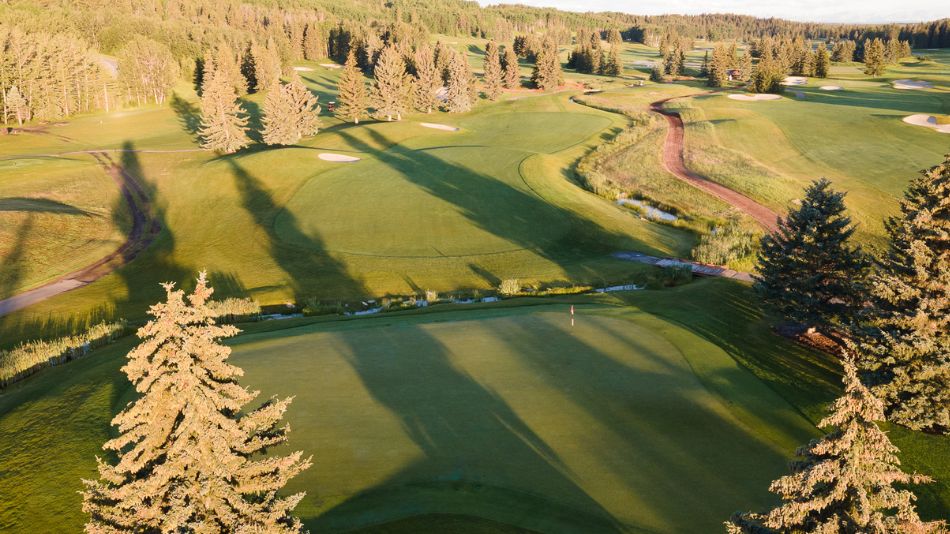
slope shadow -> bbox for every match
[0,198,93,216]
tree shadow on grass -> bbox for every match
[170,93,201,141]
[0,198,94,216]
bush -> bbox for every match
[692,218,758,266]
[0,321,127,387]
[208,297,261,323]
[424,289,439,302]
[499,279,521,296]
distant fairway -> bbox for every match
[0,281,824,533]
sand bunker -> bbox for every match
[728,93,782,101]
[893,79,933,90]
[902,114,950,134]
[782,76,807,86]
[819,85,843,91]
[293,66,314,72]
[319,63,342,69]
[319,153,360,162]
[419,122,459,132]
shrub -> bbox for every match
[692,218,758,265]
[499,279,521,296]
[424,289,439,302]
[208,297,261,323]
[0,321,127,387]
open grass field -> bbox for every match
[1,280,946,532]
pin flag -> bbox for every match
[570,305,575,327]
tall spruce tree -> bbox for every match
[82,273,311,532]
[604,44,623,76]
[531,37,562,91]
[814,43,831,78]
[214,41,248,96]
[335,50,367,124]
[412,45,440,113]
[444,49,474,113]
[262,74,321,146]
[502,45,520,88]
[707,45,730,87]
[252,38,282,93]
[483,40,503,100]
[727,354,944,534]
[371,45,408,121]
[198,69,250,154]
[864,38,887,76]
[857,156,950,434]
[755,179,869,333]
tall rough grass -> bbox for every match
[0,321,127,387]
[207,297,261,324]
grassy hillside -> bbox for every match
[1,280,946,532]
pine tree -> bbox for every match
[502,45,520,88]
[857,156,950,434]
[864,38,887,76]
[215,41,248,96]
[82,273,311,532]
[814,43,831,78]
[252,38,282,93]
[531,37,562,91]
[483,40,504,100]
[262,73,321,146]
[371,45,408,121]
[727,354,944,534]
[444,49,474,113]
[603,44,623,76]
[303,23,325,61]
[699,50,710,77]
[707,45,730,87]
[198,69,250,154]
[650,64,665,82]
[755,179,869,333]
[749,54,786,94]
[412,45,440,113]
[335,50,367,124]
[5,86,29,125]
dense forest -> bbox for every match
[0,0,947,125]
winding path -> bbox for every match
[0,152,159,317]
[649,94,779,233]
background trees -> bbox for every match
[444,49,475,112]
[117,36,179,106]
[262,74,321,146]
[755,179,868,334]
[251,38,283,93]
[531,36,562,91]
[863,37,887,75]
[857,156,950,434]
[82,274,310,532]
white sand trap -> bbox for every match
[319,63,342,69]
[319,153,360,162]
[728,93,782,101]
[819,85,843,91]
[782,76,807,86]
[293,66,314,72]
[419,122,459,132]
[893,79,933,90]
[902,114,950,134]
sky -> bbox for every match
[476,0,946,23]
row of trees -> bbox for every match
[567,28,623,76]
[729,159,949,532]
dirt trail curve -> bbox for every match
[649,94,780,233]
[0,152,159,317]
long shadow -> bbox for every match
[170,93,201,141]
[0,215,34,325]
[305,323,624,532]
[0,198,93,216]
[334,128,665,264]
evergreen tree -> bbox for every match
[82,273,311,532]
[412,45,440,113]
[857,156,950,434]
[371,45,408,121]
[727,354,944,534]
[832,40,857,62]
[335,50,367,124]
[262,73,321,146]
[864,38,887,76]
[214,41,249,96]
[738,51,753,81]
[707,45,730,87]
[251,38,282,93]
[198,69,250,154]
[755,179,869,333]
[303,23,326,61]
[483,40,503,100]
[502,45,520,88]
[603,44,623,76]
[444,49,474,113]
[749,54,786,94]
[814,43,831,78]
[531,37,562,91]
[649,64,665,82]
[699,50,709,77]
